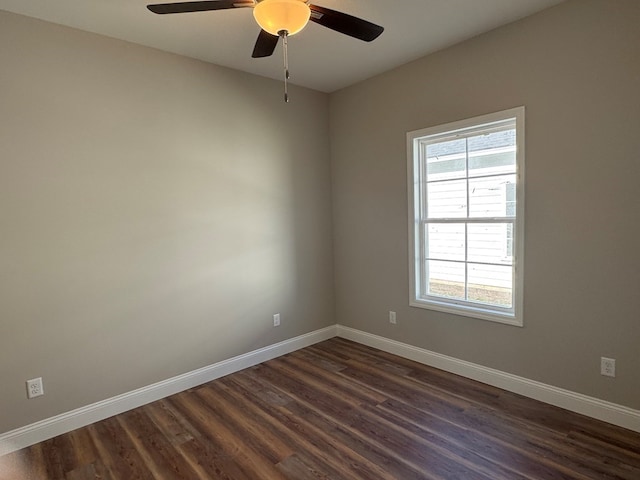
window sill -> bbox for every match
[410,298,523,327]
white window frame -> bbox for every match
[407,107,525,326]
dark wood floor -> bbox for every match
[3,338,640,479]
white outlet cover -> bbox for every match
[600,357,616,378]
[26,377,44,399]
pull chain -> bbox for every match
[280,30,290,103]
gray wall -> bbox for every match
[0,11,334,433]
[330,0,640,410]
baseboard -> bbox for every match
[336,325,640,433]
[0,325,338,456]
[3,323,638,457]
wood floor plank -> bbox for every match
[87,417,155,480]
[117,408,202,479]
[223,371,393,480]
[285,350,389,405]
[373,398,590,480]
[284,364,521,480]
[39,436,67,478]
[143,399,195,448]
[195,385,295,465]
[0,448,38,480]
[254,361,497,480]
[240,366,438,480]
[170,389,289,480]
[6,338,640,479]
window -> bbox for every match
[407,107,525,326]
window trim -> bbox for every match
[407,107,525,327]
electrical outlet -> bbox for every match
[273,313,281,327]
[601,357,616,378]
[389,311,397,325]
[26,377,44,399]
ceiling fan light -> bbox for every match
[253,0,311,36]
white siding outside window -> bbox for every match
[407,107,525,326]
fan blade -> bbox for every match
[309,5,383,42]
[147,1,253,15]
[252,30,279,58]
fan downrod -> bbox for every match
[279,30,290,103]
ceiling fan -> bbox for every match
[147,0,384,101]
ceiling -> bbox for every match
[0,0,565,92]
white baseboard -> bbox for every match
[336,325,640,433]
[3,323,638,457]
[0,325,337,456]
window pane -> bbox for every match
[426,223,465,261]
[468,129,516,177]
[426,139,466,181]
[468,263,513,308]
[427,179,467,218]
[505,182,516,217]
[426,260,465,300]
[467,223,513,265]
[469,174,516,218]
